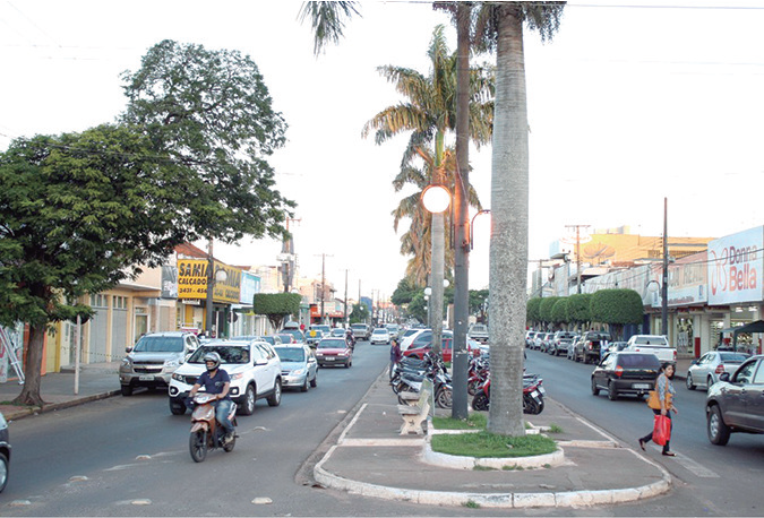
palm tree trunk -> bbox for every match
[430,212,445,356]
[488,4,528,436]
[451,2,472,420]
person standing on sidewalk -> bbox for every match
[389,338,402,379]
[639,363,679,456]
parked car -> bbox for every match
[567,336,583,360]
[404,338,483,362]
[591,352,662,401]
[274,344,318,392]
[351,323,371,341]
[401,329,454,352]
[625,334,676,366]
[532,332,546,351]
[606,341,629,354]
[573,331,610,364]
[688,351,750,392]
[370,328,391,345]
[0,411,10,493]
[119,331,200,396]
[168,339,282,416]
[525,330,537,348]
[467,324,489,344]
[315,338,353,368]
[539,332,555,354]
[550,331,577,357]
[706,355,764,445]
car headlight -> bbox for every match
[291,368,305,376]
[120,358,132,370]
[230,373,244,381]
[164,360,179,371]
[171,373,185,382]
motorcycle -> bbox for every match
[187,393,238,462]
[471,373,545,415]
[467,356,490,396]
[391,352,453,408]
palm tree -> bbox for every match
[473,2,565,436]
[364,26,491,283]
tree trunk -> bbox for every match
[13,323,46,407]
[430,212,445,356]
[451,1,472,420]
[488,4,528,437]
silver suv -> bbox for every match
[119,332,200,396]
[168,340,282,416]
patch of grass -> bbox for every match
[473,465,496,471]
[463,500,481,509]
[548,423,564,434]
[431,431,557,458]
[432,413,487,430]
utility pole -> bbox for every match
[662,198,669,336]
[313,253,333,325]
[343,269,349,325]
[565,225,590,294]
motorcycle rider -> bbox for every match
[345,327,356,350]
[188,352,235,444]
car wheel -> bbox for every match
[310,374,318,388]
[0,452,8,493]
[300,377,309,393]
[686,373,696,390]
[239,384,256,415]
[169,398,187,415]
[708,405,731,445]
[607,381,618,401]
[707,376,715,392]
[591,378,600,396]
[120,385,133,397]
[345,361,352,368]
[267,379,282,407]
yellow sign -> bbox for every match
[177,259,241,304]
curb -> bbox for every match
[314,446,672,509]
[2,390,121,422]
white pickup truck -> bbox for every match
[625,335,677,366]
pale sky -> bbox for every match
[2,1,763,301]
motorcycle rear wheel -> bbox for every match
[189,430,208,463]
[435,387,453,409]
[467,379,482,396]
[472,393,489,411]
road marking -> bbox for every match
[646,445,720,478]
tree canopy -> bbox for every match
[253,293,302,331]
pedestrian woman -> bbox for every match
[639,362,679,456]
[389,338,402,379]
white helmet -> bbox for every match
[203,352,222,371]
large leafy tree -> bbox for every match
[590,289,644,340]
[474,2,565,436]
[120,40,293,241]
[1,41,293,406]
[253,293,302,331]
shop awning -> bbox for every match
[721,320,764,352]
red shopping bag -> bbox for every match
[653,415,671,446]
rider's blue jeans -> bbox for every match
[215,399,235,434]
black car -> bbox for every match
[591,352,661,401]
[706,355,764,446]
[0,411,10,493]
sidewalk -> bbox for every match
[0,358,693,510]
[0,361,122,420]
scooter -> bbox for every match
[471,374,545,414]
[187,393,238,463]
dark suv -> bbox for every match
[706,355,764,446]
[591,352,661,401]
[574,331,610,364]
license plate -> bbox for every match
[633,383,651,389]
[139,375,155,381]
[325,357,335,361]
[531,390,540,397]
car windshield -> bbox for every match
[351,325,365,330]
[719,353,748,362]
[373,329,387,334]
[318,339,346,349]
[133,336,184,353]
[188,346,250,364]
[274,347,306,362]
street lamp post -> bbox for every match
[421,185,450,356]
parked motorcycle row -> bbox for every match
[390,350,545,414]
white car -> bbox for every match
[370,328,391,345]
[168,340,282,416]
[401,328,454,352]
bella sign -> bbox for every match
[707,226,763,305]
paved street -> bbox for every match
[1,343,764,516]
